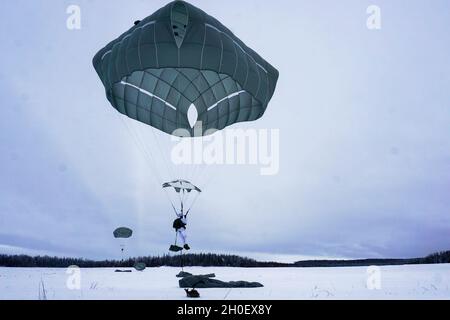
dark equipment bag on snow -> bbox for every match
[185,289,200,298]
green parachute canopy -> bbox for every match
[113,227,133,239]
[163,180,201,214]
[134,262,147,271]
[93,0,279,137]
[163,179,201,193]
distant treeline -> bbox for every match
[0,253,287,268]
[295,250,450,267]
[0,251,449,268]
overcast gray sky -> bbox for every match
[0,0,449,262]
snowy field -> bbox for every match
[0,264,449,300]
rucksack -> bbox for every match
[173,218,186,230]
[185,289,200,298]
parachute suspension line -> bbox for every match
[116,114,175,208]
[200,171,217,198]
[169,201,178,215]
[118,115,161,183]
[182,162,187,182]
[118,114,205,219]
[186,157,200,185]
[181,187,199,215]
[177,190,184,213]
[186,191,200,216]
[184,189,192,213]
[146,126,195,216]
[193,136,222,190]
[181,190,185,213]
[123,117,178,210]
[182,189,187,210]
[148,124,177,181]
[163,184,180,215]
[180,136,211,192]
[192,161,209,188]
[134,124,181,206]
[179,191,184,214]
[195,162,207,183]
[134,123,169,180]
[125,118,182,214]
[191,168,216,216]
[184,137,201,183]
[184,165,207,203]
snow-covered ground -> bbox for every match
[0,264,449,300]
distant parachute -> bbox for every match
[134,262,147,271]
[93,0,279,137]
[113,227,133,239]
[113,227,133,262]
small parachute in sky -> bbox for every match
[93,0,279,137]
[113,227,133,262]
[113,227,133,239]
